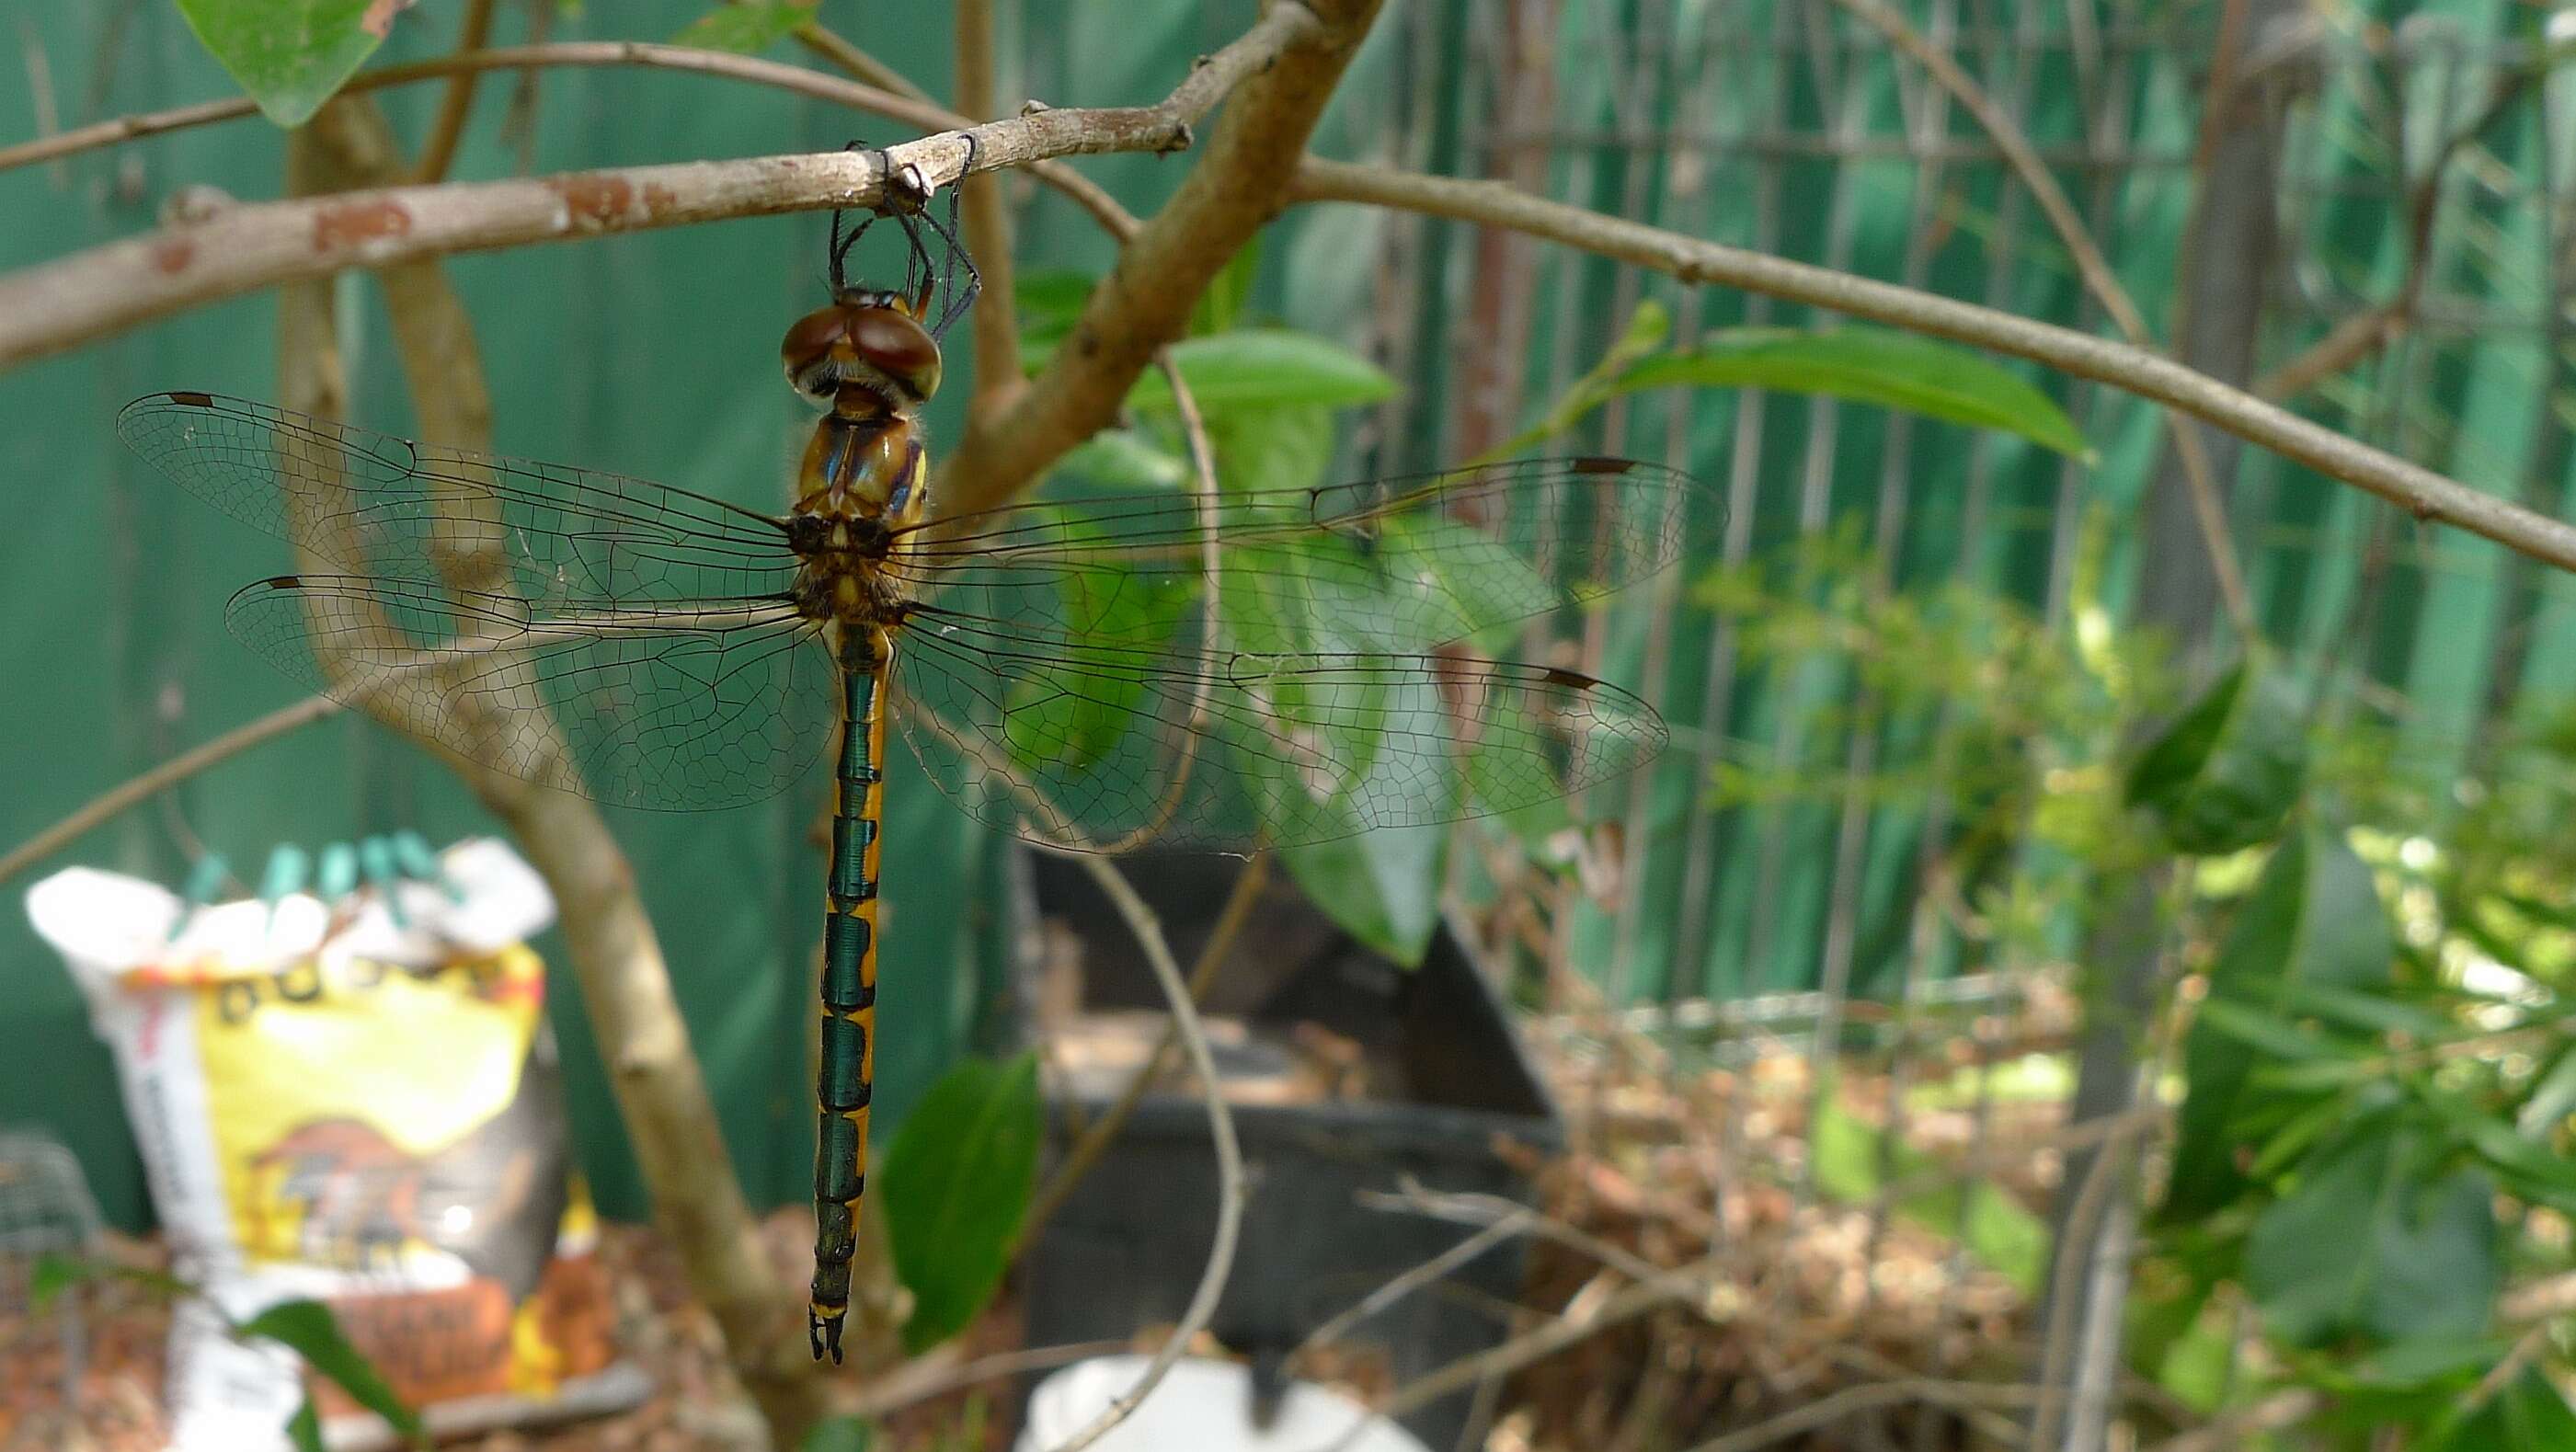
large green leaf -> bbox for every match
[1609,327,2092,461]
[2424,1367,2576,1450]
[1281,819,1446,966]
[671,4,817,52]
[237,1299,420,1439]
[2164,822,2392,1219]
[882,1053,1043,1354]
[2125,661,2307,855]
[176,0,396,127]
[2245,1120,2497,1348]
[1127,332,1398,416]
[1054,429,1190,492]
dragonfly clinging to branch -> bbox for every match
[116,143,1708,1364]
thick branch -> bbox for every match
[1292,159,2576,576]
[0,31,1273,370]
[936,0,1380,519]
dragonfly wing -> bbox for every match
[889,605,1666,852]
[892,456,1702,652]
[119,392,796,602]
[228,575,838,810]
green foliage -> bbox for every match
[2125,661,2307,854]
[176,0,393,126]
[1491,319,2092,464]
[1126,330,1399,415]
[801,1416,876,1452]
[2243,1115,2497,1346]
[1810,1085,2047,1294]
[881,1053,1043,1354]
[238,1299,423,1446]
[670,3,817,52]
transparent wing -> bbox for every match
[225,575,838,811]
[895,455,1702,652]
[118,391,797,606]
[891,602,1666,852]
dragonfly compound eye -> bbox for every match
[781,303,943,410]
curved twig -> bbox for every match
[412,0,496,184]
[1045,852,1245,1452]
[1289,158,2576,577]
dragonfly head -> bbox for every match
[782,292,943,415]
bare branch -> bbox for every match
[0,25,1298,370]
[936,0,1381,519]
[0,695,344,886]
[954,0,1025,413]
[0,40,1138,236]
[1291,159,2576,577]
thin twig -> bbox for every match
[1292,1207,1537,1365]
[1288,159,2576,577]
[790,20,934,103]
[2141,1389,2327,1452]
[1681,1378,2046,1452]
[412,0,496,183]
[0,21,1300,367]
[1047,852,1245,1452]
[1017,852,1269,1246]
[0,694,344,886]
[954,0,1025,412]
[1806,0,2256,633]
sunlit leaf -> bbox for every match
[177,0,404,126]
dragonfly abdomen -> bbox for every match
[809,628,889,1363]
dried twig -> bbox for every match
[0,18,1307,368]
[954,0,1025,411]
[1289,159,2576,577]
[1681,1378,2045,1452]
[0,694,345,886]
[1017,852,1269,1246]
[1046,852,1247,1452]
[412,0,495,184]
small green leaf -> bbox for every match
[1474,301,1673,464]
[2245,1122,2497,1348]
[1055,430,1190,491]
[285,1398,325,1452]
[237,1300,419,1439]
[2125,662,2307,854]
[1611,327,2092,461]
[1127,331,1398,416]
[883,1054,1043,1354]
[1014,269,1097,372]
[802,1416,876,1452]
[1281,822,1446,966]
[1190,235,1262,337]
[672,3,817,52]
[177,0,397,126]
[2164,822,2392,1219]
[2516,1043,2576,1138]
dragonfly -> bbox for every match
[115,157,1703,1363]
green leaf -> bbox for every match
[2516,1043,2576,1138]
[1014,269,1097,372]
[1811,1085,2046,1295]
[2245,1122,2497,1348]
[2424,1367,2576,1450]
[882,1053,1043,1354]
[1281,822,1446,966]
[671,3,817,53]
[2124,662,2307,855]
[176,0,396,126]
[1609,327,2091,461]
[2164,822,2392,1219]
[802,1416,876,1452]
[237,1300,420,1439]
[1054,429,1190,491]
[285,1398,325,1452]
[1190,235,1261,337]
[1127,331,1398,416]
[1474,301,1673,464]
